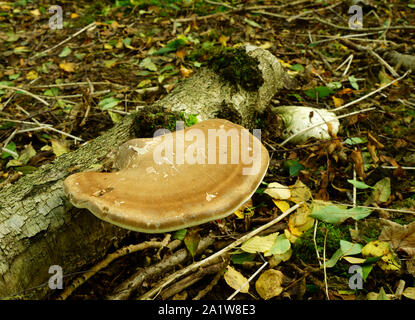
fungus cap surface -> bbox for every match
[64,119,269,233]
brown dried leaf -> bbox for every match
[379,219,415,258]
[350,150,365,179]
[255,269,284,300]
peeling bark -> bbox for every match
[0,45,290,299]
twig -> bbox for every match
[193,269,223,300]
[313,220,322,268]
[286,1,342,23]
[280,107,376,146]
[161,258,229,299]
[323,229,329,300]
[310,16,415,32]
[380,166,415,170]
[32,81,128,88]
[340,39,399,77]
[1,147,18,158]
[40,90,110,99]
[332,71,410,112]
[332,202,415,216]
[227,261,268,300]
[108,235,214,299]
[57,240,166,300]
[139,202,302,300]
[0,84,50,107]
[30,22,97,59]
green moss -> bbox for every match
[292,222,352,264]
[133,107,201,138]
[208,47,264,91]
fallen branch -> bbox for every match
[57,237,170,300]
[139,202,302,300]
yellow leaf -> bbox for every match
[59,62,75,72]
[264,182,291,200]
[26,70,38,80]
[29,9,41,16]
[273,199,290,213]
[332,96,344,108]
[255,269,284,300]
[180,65,193,78]
[224,266,249,293]
[284,229,298,243]
[70,13,79,19]
[259,42,273,50]
[234,209,244,219]
[104,43,113,50]
[288,204,314,236]
[289,179,312,203]
[241,232,279,254]
[343,256,366,264]
[104,59,117,68]
[403,287,415,300]
[362,240,401,272]
[137,79,151,88]
[51,139,69,157]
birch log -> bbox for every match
[0,45,291,299]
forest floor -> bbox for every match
[0,0,415,300]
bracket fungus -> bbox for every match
[64,119,269,233]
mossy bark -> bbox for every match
[0,45,290,299]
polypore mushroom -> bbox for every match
[64,119,269,233]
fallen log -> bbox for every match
[0,45,292,299]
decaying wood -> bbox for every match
[0,45,291,299]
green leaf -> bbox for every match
[0,81,14,87]
[74,53,86,60]
[0,122,17,130]
[43,87,59,97]
[58,46,71,58]
[184,230,200,258]
[172,228,187,240]
[326,248,343,268]
[243,18,262,28]
[287,93,302,102]
[289,64,304,72]
[267,234,291,256]
[326,240,363,268]
[122,37,132,47]
[364,177,390,205]
[348,76,359,90]
[347,179,375,190]
[98,97,120,110]
[139,57,158,71]
[310,202,373,224]
[1,142,17,159]
[283,159,304,177]
[231,252,256,265]
[304,86,333,99]
[327,82,342,90]
[153,38,187,55]
[344,137,367,145]
[340,240,363,256]
[377,287,389,300]
[8,73,20,80]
